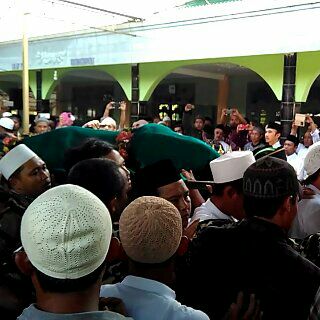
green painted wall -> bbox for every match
[296,51,320,102]
[29,71,37,98]
[0,71,37,98]
[0,54,285,107]
[42,64,132,100]
[139,54,284,101]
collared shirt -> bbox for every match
[18,304,132,320]
[100,276,209,320]
[286,153,303,178]
[290,185,320,239]
[311,128,320,143]
[272,141,281,148]
[191,198,234,222]
[244,141,265,152]
[297,145,308,159]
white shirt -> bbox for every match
[272,141,281,148]
[296,129,319,155]
[286,153,303,179]
[218,140,230,153]
[312,128,320,143]
[289,184,320,239]
[100,276,209,320]
[191,198,233,222]
[297,145,308,159]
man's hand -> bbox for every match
[305,115,314,124]
[291,122,298,135]
[185,104,194,112]
[181,169,195,181]
[99,297,128,316]
[183,219,200,240]
[232,108,240,116]
[82,120,100,129]
[306,115,317,132]
[223,292,262,320]
[119,101,126,111]
[105,102,115,110]
[302,187,316,199]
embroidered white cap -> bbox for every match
[0,117,14,130]
[0,144,38,180]
[304,141,320,178]
[21,184,112,279]
[210,151,256,184]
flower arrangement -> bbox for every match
[0,135,17,158]
[115,129,133,161]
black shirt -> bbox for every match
[178,218,320,320]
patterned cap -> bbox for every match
[21,184,112,279]
[304,141,320,178]
[243,157,299,199]
[119,196,182,264]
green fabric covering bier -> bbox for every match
[130,124,219,170]
[22,124,219,173]
[22,127,118,172]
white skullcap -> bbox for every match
[100,117,116,127]
[304,141,320,178]
[2,112,12,118]
[0,117,14,130]
[120,196,182,264]
[0,144,38,180]
[210,151,256,184]
[34,117,49,124]
[163,116,171,122]
[21,184,112,279]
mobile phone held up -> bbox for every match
[294,113,306,127]
[112,101,120,109]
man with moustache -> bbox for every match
[0,144,51,319]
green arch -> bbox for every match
[295,51,320,102]
[140,54,284,101]
[42,64,132,100]
[0,71,37,98]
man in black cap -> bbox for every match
[284,134,303,177]
[180,157,320,320]
[134,159,191,230]
[253,121,286,160]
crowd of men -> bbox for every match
[0,102,319,320]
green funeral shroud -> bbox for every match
[22,126,118,172]
[22,124,219,173]
[130,124,219,170]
